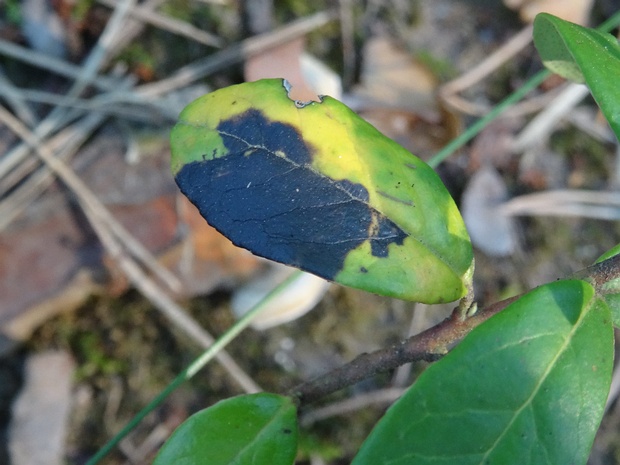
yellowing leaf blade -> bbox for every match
[171,79,473,303]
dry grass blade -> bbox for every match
[441,25,533,97]
[15,89,171,122]
[339,0,355,88]
[137,9,337,97]
[0,40,122,92]
[439,24,561,118]
[104,0,173,53]
[70,0,136,98]
[0,2,172,292]
[0,0,262,393]
[0,103,261,394]
[500,189,620,220]
[0,0,137,195]
[118,423,172,464]
[0,69,140,228]
[97,0,225,47]
[511,83,590,152]
[0,113,106,230]
[0,101,181,295]
[0,67,36,127]
[0,72,140,233]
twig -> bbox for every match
[570,253,620,289]
[290,254,620,406]
[565,107,617,144]
[288,294,515,405]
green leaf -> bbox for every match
[595,243,620,264]
[352,280,613,465]
[170,79,473,304]
[595,244,620,327]
[153,393,298,465]
[533,13,620,139]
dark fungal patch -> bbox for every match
[175,109,408,280]
[217,108,312,165]
[368,211,406,257]
[335,178,370,202]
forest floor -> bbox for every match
[1,0,620,464]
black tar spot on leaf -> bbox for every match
[175,109,408,279]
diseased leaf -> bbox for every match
[170,79,473,304]
[153,393,298,465]
[533,13,620,139]
[352,280,613,465]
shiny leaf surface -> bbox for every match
[352,280,613,465]
[171,79,473,303]
[153,393,298,465]
[534,13,620,139]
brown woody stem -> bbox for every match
[289,253,620,406]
